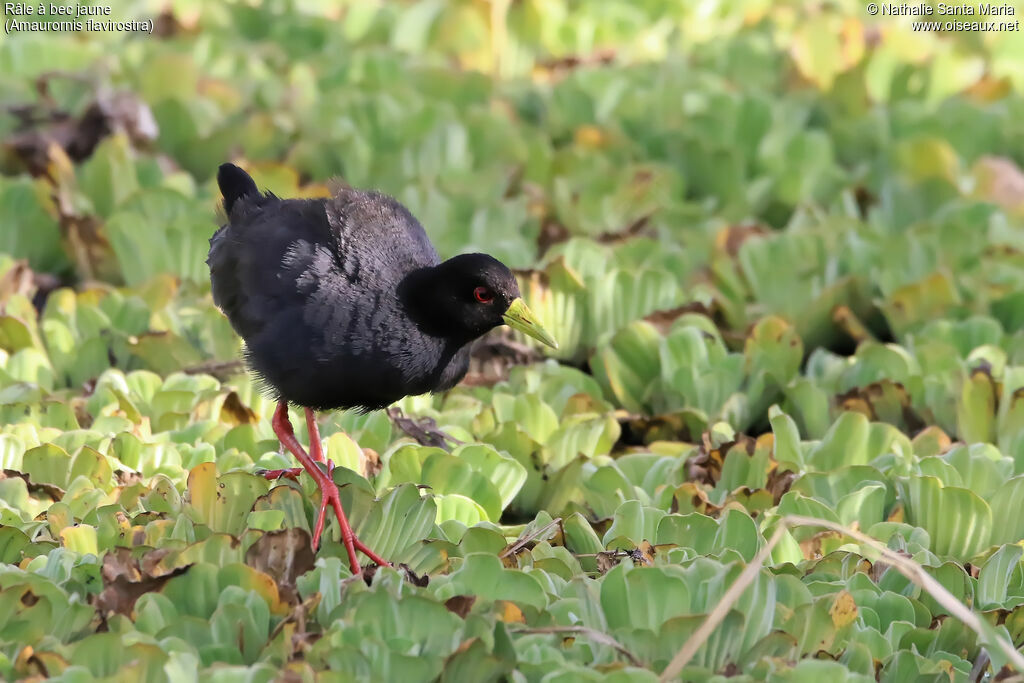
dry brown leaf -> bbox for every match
[387,407,462,451]
[714,223,769,257]
[1,469,65,502]
[832,304,874,344]
[672,482,722,517]
[220,391,257,425]
[766,468,797,505]
[399,563,429,587]
[361,447,382,479]
[596,550,622,574]
[799,530,843,561]
[444,595,476,619]
[244,528,316,605]
[887,504,904,524]
[95,548,190,617]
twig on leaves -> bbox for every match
[510,626,642,668]
[658,515,1024,681]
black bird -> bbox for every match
[207,163,557,573]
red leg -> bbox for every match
[259,409,326,480]
[270,401,388,573]
[305,408,326,462]
[304,407,336,548]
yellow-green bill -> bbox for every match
[503,297,558,349]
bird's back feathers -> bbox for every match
[208,164,455,410]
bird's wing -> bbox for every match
[208,199,324,340]
[208,188,439,364]
[322,188,441,288]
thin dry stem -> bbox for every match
[659,515,1024,680]
[659,525,788,680]
[500,517,562,560]
[781,515,1024,673]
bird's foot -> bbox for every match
[311,474,390,575]
[257,467,303,480]
[259,458,334,482]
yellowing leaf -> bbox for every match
[574,125,607,149]
[896,137,961,184]
[791,15,864,89]
[829,590,858,629]
[964,75,1013,103]
[61,524,99,556]
[496,600,525,623]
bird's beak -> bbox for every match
[502,298,558,349]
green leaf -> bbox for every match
[897,476,993,559]
[184,463,270,536]
[600,562,692,632]
[439,552,548,611]
[976,544,1024,610]
[592,321,663,413]
[355,483,437,563]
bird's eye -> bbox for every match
[474,286,494,304]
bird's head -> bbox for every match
[401,253,558,349]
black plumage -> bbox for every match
[206,163,555,572]
[208,165,555,410]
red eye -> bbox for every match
[474,286,494,304]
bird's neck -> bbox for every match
[397,265,475,344]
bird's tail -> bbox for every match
[217,163,260,215]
